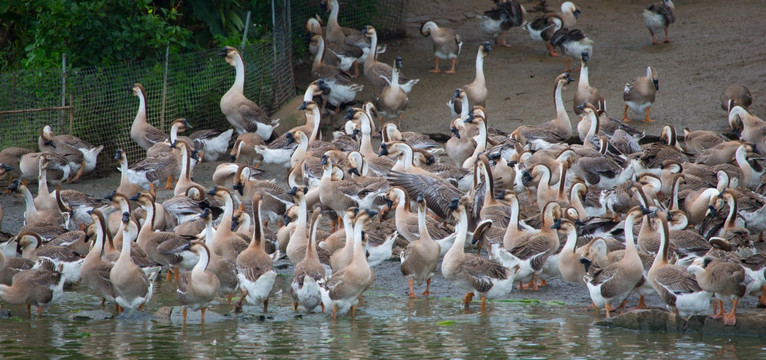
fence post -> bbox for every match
[160,45,169,130]
[271,0,280,109]
[61,53,66,130]
[69,94,74,134]
[241,11,252,51]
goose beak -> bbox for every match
[351,128,360,140]
[447,198,460,211]
[282,214,292,226]
[1,163,14,172]
[122,212,130,224]
[580,257,591,272]
[344,108,355,120]
[453,89,460,98]
[104,190,116,201]
[574,219,585,227]
[200,208,211,219]
[551,218,562,230]
[7,179,20,192]
[298,101,307,110]
[564,73,574,84]
[706,205,716,217]
[169,140,177,150]
[521,171,532,186]
[129,193,140,201]
[218,47,229,57]
[581,52,589,62]
[576,102,587,111]
[395,56,403,69]
[206,186,218,196]
[232,183,244,195]
[347,167,360,176]
[45,140,56,148]
[482,41,492,53]
[231,216,239,231]
[285,132,295,146]
[320,155,328,165]
[385,198,394,209]
[451,127,461,139]
[494,190,506,200]
[113,150,122,161]
[365,209,378,218]
[287,186,298,196]
[378,143,389,156]
[230,154,237,162]
[416,193,424,203]
[574,9,581,18]
[639,206,652,215]
[653,79,659,91]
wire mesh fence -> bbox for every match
[0,37,294,179]
[0,0,408,181]
[290,0,408,60]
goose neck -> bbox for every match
[193,246,210,273]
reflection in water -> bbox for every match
[1,277,765,358]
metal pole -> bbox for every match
[241,11,252,51]
[69,94,74,134]
[160,45,169,130]
[271,0,280,107]
[61,53,66,128]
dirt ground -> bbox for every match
[2,0,766,314]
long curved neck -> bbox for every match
[624,215,639,259]
[314,37,325,69]
[179,147,190,180]
[359,122,374,157]
[556,163,568,200]
[579,63,590,88]
[474,51,485,85]
[724,195,737,230]
[351,217,367,264]
[219,194,234,230]
[21,187,38,218]
[586,112,598,138]
[401,146,416,170]
[328,0,340,29]
[669,179,681,211]
[294,196,308,238]
[562,227,577,252]
[554,81,570,130]
[448,210,468,256]
[193,247,210,272]
[120,157,130,184]
[569,188,586,219]
[232,55,245,93]
[309,108,321,142]
[119,228,132,262]
[474,121,487,152]
[417,206,432,242]
[250,203,264,251]
[366,32,378,67]
[482,165,494,204]
[394,193,410,219]
[342,214,354,247]
[391,69,400,90]
[204,219,215,249]
[140,202,155,234]
[134,91,147,127]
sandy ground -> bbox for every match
[2,0,766,316]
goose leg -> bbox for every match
[26,304,31,318]
[622,105,631,123]
[462,292,474,310]
[496,32,510,47]
[643,107,657,122]
[429,57,441,73]
[100,298,106,308]
[139,304,144,312]
[421,278,431,296]
[711,299,723,319]
[350,305,356,317]
[200,307,207,324]
[604,302,612,318]
[480,296,488,313]
[263,298,269,313]
[166,268,173,282]
[174,267,179,282]
[164,175,174,190]
[445,59,457,74]
[538,278,548,287]
[182,307,187,325]
[632,295,647,310]
[234,290,248,313]
[563,57,572,73]
[320,302,325,313]
[332,304,338,319]
[663,27,671,43]
[723,298,739,326]
[352,60,360,78]
[649,29,661,45]
[758,285,766,307]
[227,293,233,305]
[68,161,86,182]
[408,278,417,298]
[546,43,561,57]
[37,306,43,318]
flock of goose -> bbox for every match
[0,0,765,329]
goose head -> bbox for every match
[7,179,25,198]
[305,18,322,35]
[556,72,575,87]
[480,41,492,57]
[346,151,364,176]
[562,2,581,18]
[362,26,377,39]
[132,83,146,98]
[659,125,676,146]
[647,66,659,91]
[40,125,55,147]
[16,232,42,256]
[385,186,408,209]
[219,46,242,67]
[286,185,308,202]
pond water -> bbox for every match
[1,276,764,359]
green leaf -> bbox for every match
[437,320,456,326]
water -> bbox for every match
[1,276,764,359]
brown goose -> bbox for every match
[0,258,64,318]
[400,194,441,298]
[688,256,746,326]
[219,46,278,139]
[420,21,462,74]
[573,56,604,115]
[80,210,116,308]
[291,209,328,313]
[38,125,102,181]
[463,43,491,107]
[622,66,659,123]
[234,193,278,313]
[512,73,574,147]
[198,208,238,304]
[643,0,675,44]
[720,84,752,111]
[130,83,167,150]
[479,0,525,47]
[177,241,219,325]
[361,26,419,94]
[110,212,159,312]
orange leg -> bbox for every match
[116,304,122,313]
[263,298,269,313]
[476,241,483,256]
[26,304,31,318]
[538,278,548,287]
[320,302,325,313]
[496,32,510,47]
[174,267,179,283]
[100,298,106,308]
[723,298,739,326]
[166,268,173,282]
[227,293,233,305]
[622,104,631,123]
[164,175,174,190]
[68,161,86,182]
[563,57,572,73]
[429,57,441,73]
[663,28,671,43]
[408,278,417,298]
[200,307,207,324]
[138,304,144,312]
[352,60,360,78]
[643,107,656,122]
[332,304,338,319]
[182,307,188,325]
[711,299,723,319]
[524,274,540,291]
[462,292,474,310]
[351,305,356,317]
[445,59,457,74]
[605,302,613,318]
[37,306,43,318]
[421,278,431,296]
[480,296,488,313]
[397,114,403,128]
[758,285,766,308]
[632,295,647,310]
[649,29,662,45]
[234,290,248,314]
[616,299,628,314]
[546,43,561,57]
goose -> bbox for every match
[381,123,441,153]
[377,57,409,127]
[720,84,752,111]
[734,144,765,190]
[463,43,491,108]
[187,127,234,162]
[512,73,574,147]
[130,83,168,150]
[38,125,103,180]
[573,55,604,115]
[311,35,364,112]
[549,28,593,72]
[306,18,362,77]
[447,87,470,120]
[230,132,265,165]
[0,147,33,182]
[491,201,561,290]
[134,193,194,281]
[383,187,453,252]
[688,256,746,326]
[113,149,142,200]
[234,193,278,313]
[479,0,525,47]
[291,209,328,313]
[126,143,182,190]
[446,117,476,166]
[643,0,676,44]
[322,209,376,318]
[32,154,59,212]
[219,46,278,139]
[8,179,68,227]
[319,153,386,215]
[728,101,766,153]
[197,208,238,304]
[442,198,518,312]
[526,2,580,56]
[477,155,512,228]
[0,258,64,318]
[110,212,159,312]
[639,125,691,169]
[232,164,290,225]
[176,240,220,325]
[169,141,201,196]
[286,186,312,265]
[79,210,116,308]
[575,102,601,143]
[420,20,462,73]
[556,219,586,285]
[18,152,71,186]
[16,232,83,284]
[683,128,727,155]
[0,242,34,285]
[401,194,441,297]
[584,206,646,318]
[362,26,420,94]
[622,66,659,123]
[328,207,358,272]
[321,0,377,77]
[206,187,250,264]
